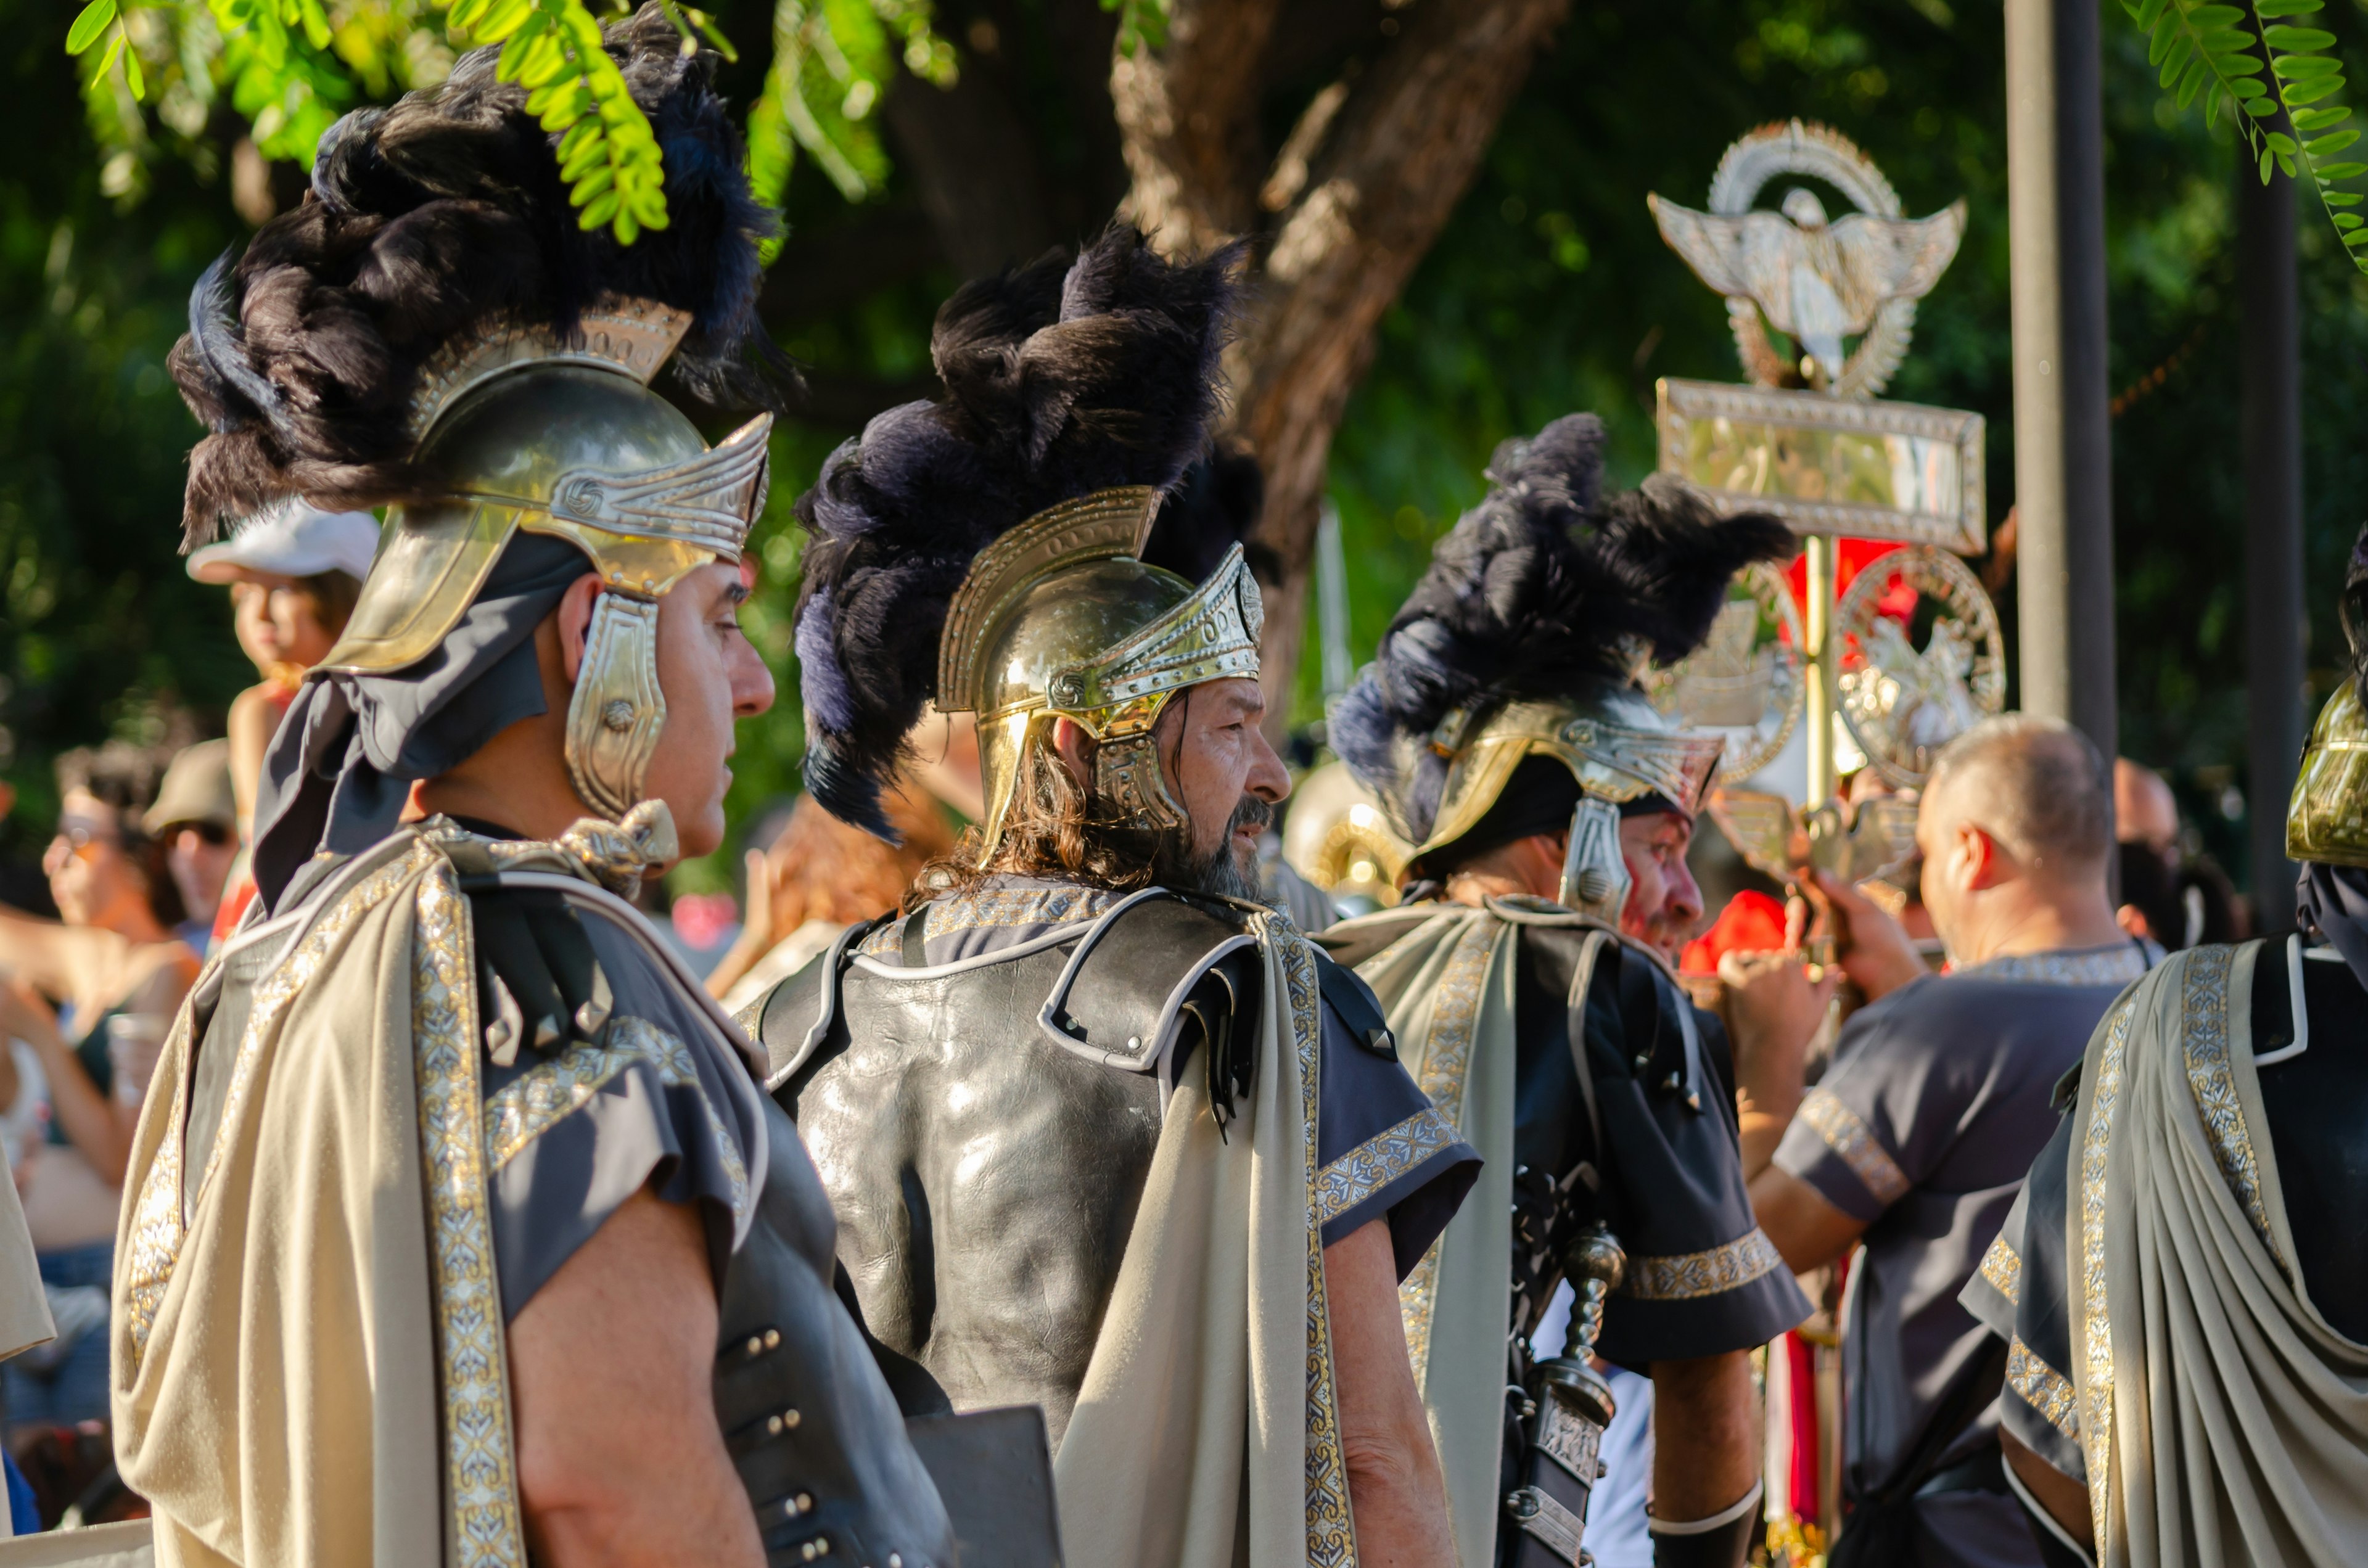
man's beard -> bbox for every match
[1155,794,1273,900]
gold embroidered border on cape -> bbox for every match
[413,861,528,1568]
[2078,995,2137,1551]
[1621,1227,1786,1301]
[1977,1234,2022,1305]
[482,1016,750,1227]
[1796,1088,1911,1205]
[1314,1106,1461,1226]
[121,848,424,1374]
[857,884,1123,955]
[2176,945,2285,1271]
[1270,915,1357,1567]
[2007,1334,2079,1439]
[1392,919,1498,1380]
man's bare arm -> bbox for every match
[2002,1427,2094,1555]
[1325,1217,1455,1568]
[512,1187,762,1568]
[1646,1350,1759,1522]
[1747,1165,1867,1275]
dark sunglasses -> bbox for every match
[166,821,234,847]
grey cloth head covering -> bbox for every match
[2294,861,2368,991]
[250,532,589,913]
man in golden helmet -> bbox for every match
[1318,415,1809,1568]
[747,229,1479,1568]
[1963,521,2368,1568]
[108,14,975,1566]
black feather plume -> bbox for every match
[1330,413,1797,843]
[167,2,789,547]
[794,228,1241,838]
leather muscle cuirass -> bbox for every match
[754,892,1260,1445]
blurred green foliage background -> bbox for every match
[4,0,2362,899]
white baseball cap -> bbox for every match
[186,499,382,585]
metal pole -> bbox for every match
[1804,535,1837,803]
[2007,0,2118,767]
[2007,0,2070,721]
[2242,165,2304,934]
[2056,0,2118,765]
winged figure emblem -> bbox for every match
[1707,787,1920,887]
[1648,188,1968,387]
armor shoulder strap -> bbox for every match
[1048,893,1259,1078]
[752,913,892,1091]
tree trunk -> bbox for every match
[1113,0,1571,729]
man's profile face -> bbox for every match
[1153,677,1291,897]
[641,560,776,858]
[1618,808,1703,958]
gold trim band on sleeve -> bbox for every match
[1619,1227,1786,1301]
[1977,1234,2023,1305]
[1796,1088,1912,1205]
[2007,1334,2079,1440]
[1314,1105,1463,1225]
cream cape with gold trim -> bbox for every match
[112,829,548,1568]
[1327,902,1522,1568]
[1034,908,1360,1568]
[2066,940,2368,1567]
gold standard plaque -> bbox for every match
[1648,117,2003,880]
[1655,379,1984,554]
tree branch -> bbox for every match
[1109,0,1285,254]
[1109,0,1564,723]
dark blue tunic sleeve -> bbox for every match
[1535,931,1809,1367]
[1960,1100,2085,1485]
[1309,950,1481,1277]
[472,887,758,1320]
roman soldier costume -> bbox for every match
[1321,415,1811,1568]
[1963,523,2368,1568]
[109,15,964,1566]
[746,230,1479,1568]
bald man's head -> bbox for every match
[1923,715,2112,884]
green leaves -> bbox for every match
[445,0,672,241]
[745,0,955,227]
[1101,0,1169,55]
[65,0,142,100]
[2120,0,2368,274]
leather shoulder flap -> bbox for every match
[752,916,885,1089]
[1051,895,1260,1069]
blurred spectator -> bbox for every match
[0,742,200,1445]
[187,501,377,942]
[142,739,237,954]
[2113,758,2243,950]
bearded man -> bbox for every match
[1317,416,1811,1568]
[746,231,1479,1568]
[107,17,966,1566]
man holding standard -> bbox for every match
[1726,716,2148,1568]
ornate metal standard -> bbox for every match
[1649,120,2004,887]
